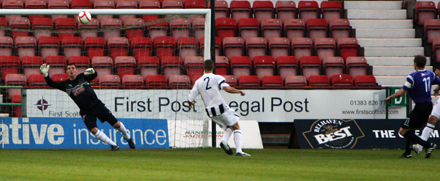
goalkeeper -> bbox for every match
[40,63,135,151]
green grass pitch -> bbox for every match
[0,148,439,180]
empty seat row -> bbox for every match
[414,1,440,26]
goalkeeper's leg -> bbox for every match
[112,121,135,149]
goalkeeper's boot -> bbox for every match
[236,152,251,157]
[111,145,120,151]
[125,138,136,149]
[411,144,422,155]
[425,143,437,158]
[220,141,233,155]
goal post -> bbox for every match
[0,8,215,149]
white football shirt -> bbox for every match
[188,73,230,108]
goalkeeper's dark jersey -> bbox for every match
[44,72,102,111]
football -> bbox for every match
[77,11,92,25]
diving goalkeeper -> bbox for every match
[40,63,135,151]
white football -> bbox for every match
[78,11,92,25]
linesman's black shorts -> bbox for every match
[80,104,118,131]
[402,102,432,129]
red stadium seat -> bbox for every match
[277,56,298,80]
[177,37,198,60]
[230,56,252,79]
[145,17,169,41]
[163,0,183,9]
[314,37,336,60]
[424,19,440,44]
[52,73,68,82]
[184,0,206,21]
[215,56,229,75]
[221,75,237,87]
[354,75,378,87]
[22,56,43,79]
[222,37,244,60]
[140,0,161,22]
[216,17,237,41]
[28,74,49,87]
[48,0,69,23]
[78,18,99,42]
[262,75,283,87]
[254,55,275,81]
[12,94,21,117]
[284,19,306,40]
[323,56,344,80]
[55,18,76,40]
[10,17,30,40]
[122,74,144,87]
[331,74,353,87]
[101,18,123,41]
[116,0,138,24]
[246,37,267,60]
[15,36,37,60]
[61,37,82,61]
[285,75,307,87]
[161,56,182,79]
[415,1,437,26]
[337,38,359,60]
[138,56,159,78]
[291,37,313,60]
[32,18,53,42]
[0,17,7,37]
[308,75,330,86]
[131,37,152,60]
[307,19,328,42]
[253,1,274,23]
[168,75,191,89]
[124,18,145,41]
[99,74,121,86]
[38,36,60,60]
[0,36,14,56]
[200,37,221,57]
[0,56,20,81]
[108,37,129,60]
[145,75,167,88]
[275,1,297,23]
[214,0,229,20]
[320,1,342,23]
[25,0,47,9]
[238,18,259,43]
[154,36,175,60]
[85,37,106,59]
[329,19,351,42]
[268,37,290,61]
[239,75,260,88]
[46,56,67,77]
[298,1,320,24]
[92,56,113,78]
[184,56,204,79]
[261,18,282,40]
[432,38,440,62]
[300,56,321,80]
[192,18,205,41]
[71,0,92,9]
[3,0,24,25]
[190,74,202,86]
[114,56,136,78]
[346,57,368,79]
[5,74,26,100]
[69,56,90,73]
[94,0,116,22]
[170,18,191,40]
[230,0,252,22]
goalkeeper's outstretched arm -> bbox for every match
[40,64,66,91]
[83,68,97,82]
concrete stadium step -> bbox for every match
[373,66,434,76]
[355,29,415,38]
[363,47,424,57]
[366,57,431,66]
[344,1,402,10]
[357,38,422,47]
[347,10,407,20]
[349,20,413,29]
[375,76,406,86]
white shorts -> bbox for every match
[431,99,440,119]
[211,106,240,129]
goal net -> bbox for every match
[0,8,214,149]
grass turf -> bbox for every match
[0,148,439,180]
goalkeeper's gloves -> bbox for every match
[84,68,95,75]
[40,64,50,77]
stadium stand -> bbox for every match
[262,75,283,87]
[61,37,82,60]
[216,17,237,41]
[168,75,191,89]
[115,56,136,78]
[154,36,175,60]
[424,19,440,44]
[291,37,313,60]
[222,37,244,60]
[238,75,260,88]
[108,37,129,60]
[306,18,328,42]
[0,36,13,56]
[22,56,44,79]
[131,37,152,60]
[200,37,221,56]
[214,0,229,19]
[238,18,260,43]
[215,56,230,75]
[414,1,437,26]
[138,56,160,78]
[253,1,275,23]
[99,74,121,86]
[124,18,146,41]
[275,1,297,23]
[122,74,144,88]
[254,55,276,81]
[184,56,204,79]
[69,56,90,73]
[320,1,343,23]
[331,74,354,87]
[28,74,48,88]
[177,37,199,60]
[39,36,60,60]
[346,56,369,79]
[192,18,206,41]
[0,56,20,81]
[145,75,167,88]
[246,37,267,60]
[55,18,76,40]
[91,56,113,78]
[230,0,252,22]
[277,56,298,80]
[329,19,351,41]
[314,37,336,61]
[32,18,54,42]
[78,18,100,42]
[322,56,344,80]
[337,37,359,60]
[48,0,70,23]
[285,75,307,87]
[354,75,378,87]
[284,19,306,40]
[101,18,123,41]
[161,56,182,79]
[230,56,252,79]
[300,56,321,80]
[268,37,290,61]
[298,1,320,24]
[170,18,191,40]
[308,75,330,86]
[85,37,106,59]
[5,73,26,99]
[52,73,69,82]
[261,18,283,40]
[46,56,67,78]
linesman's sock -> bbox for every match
[222,128,232,143]
[94,130,117,146]
[116,122,131,140]
[421,123,435,141]
[234,130,243,153]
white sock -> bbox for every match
[116,122,130,140]
[234,130,243,153]
[94,130,117,146]
[222,128,232,143]
[421,123,435,141]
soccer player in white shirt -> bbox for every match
[188,59,250,156]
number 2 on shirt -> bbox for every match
[204,77,212,90]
